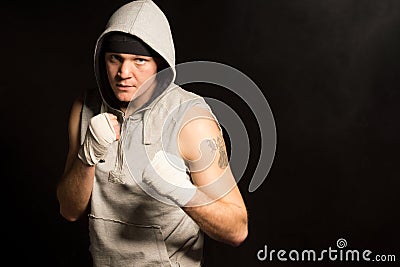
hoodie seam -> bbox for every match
[128,0,146,33]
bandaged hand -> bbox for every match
[78,113,119,166]
[142,151,196,207]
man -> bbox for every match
[57,0,248,266]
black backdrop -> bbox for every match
[1,0,399,266]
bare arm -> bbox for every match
[56,96,95,221]
[178,109,248,247]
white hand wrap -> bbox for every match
[142,151,196,206]
[78,113,117,166]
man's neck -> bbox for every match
[122,79,158,116]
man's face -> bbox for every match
[105,52,158,103]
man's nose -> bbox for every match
[118,61,133,79]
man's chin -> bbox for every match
[115,93,134,103]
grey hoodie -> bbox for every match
[79,0,217,266]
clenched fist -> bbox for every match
[142,150,197,206]
[78,113,120,166]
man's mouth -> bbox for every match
[116,84,134,90]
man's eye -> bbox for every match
[135,58,147,64]
[109,55,121,62]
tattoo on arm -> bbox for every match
[214,136,228,168]
[207,139,217,152]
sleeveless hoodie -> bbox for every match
[79,1,220,266]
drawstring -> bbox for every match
[108,137,125,184]
[108,113,126,184]
[143,109,152,145]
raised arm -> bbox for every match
[56,96,95,221]
[178,108,248,247]
[57,96,121,221]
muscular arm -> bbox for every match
[56,96,95,221]
[178,108,248,247]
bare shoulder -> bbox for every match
[63,95,84,173]
[178,107,244,207]
[178,107,224,162]
[68,95,84,140]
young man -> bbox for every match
[57,0,248,266]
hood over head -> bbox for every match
[94,0,176,112]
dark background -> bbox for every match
[1,0,399,266]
